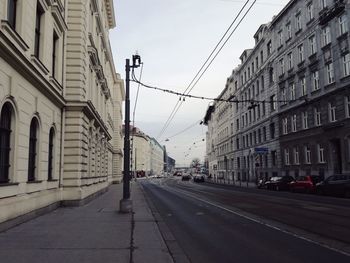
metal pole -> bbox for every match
[120,59,132,212]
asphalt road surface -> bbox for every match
[140,177,350,263]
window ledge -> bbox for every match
[49,76,63,91]
[324,82,336,89]
[306,18,315,26]
[47,179,58,182]
[27,180,43,184]
[31,55,49,75]
[337,32,348,41]
[311,88,321,95]
[1,20,29,52]
[0,182,19,187]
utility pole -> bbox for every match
[120,54,141,213]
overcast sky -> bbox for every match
[110,0,290,166]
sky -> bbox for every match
[110,0,290,167]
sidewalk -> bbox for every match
[0,182,173,263]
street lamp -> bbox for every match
[119,54,141,213]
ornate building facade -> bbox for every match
[0,0,124,226]
[205,0,350,182]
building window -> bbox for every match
[294,147,300,164]
[262,100,266,116]
[267,41,272,56]
[291,114,297,132]
[270,122,275,139]
[278,30,283,47]
[271,150,277,166]
[287,52,293,70]
[0,103,13,183]
[344,96,350,118]
[261,75,264,91]
[320,0,327,9]
[298,44,304,63]
[34,4,44,58]
[28,118,39,182]
[312,71,320,91]
[260,50,264,64]
[343,53,350,77]
[279,58,285,76]
[339,14,348,36]
[7,0,17,29]
[47,127,55,180]
[281,88,287,105]
[269,67,274,83]
[305,146,311,164]
[284,148,290,165]
[52,31,59,78]
[263,126,266,141]
[321,26,331,47]
[328,102,336,122]
[307,3,314,22]
[300,77,306,96]
[317,144,325,163]
[283,118,288,134]
[270,94,276,111]
[325,63,335,84]
[314,107,321,126]
[290,83,296,101]
[302,111,308,129]
[286,22,292,40]
[295,13,302,32]
[309,35,316,55]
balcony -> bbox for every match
[319,0,345,26]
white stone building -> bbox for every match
[150,137,164,176]
[0,0,124,227]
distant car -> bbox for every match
[289,175,322,193]
[315,174,350,197]
[174,171,183,177]
[193,175,205,183]
[264,176,294,191]
[181,174,191,181]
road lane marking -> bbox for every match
[163,185,350,257]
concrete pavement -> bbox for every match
[0,182,173,263]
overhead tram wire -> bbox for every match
[186,0,257,96]
[156,0,257,140]
[131,71,313,104]
[163,119,203,141]
[155,0,252,140]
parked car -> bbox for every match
[257,178,267,189]
[289,175,323,193]
[181,173,191,181]
[264,176,294,191]
[315,174,350,197]
[193,174,205,183]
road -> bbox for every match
[140,177,350,263]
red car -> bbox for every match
[289,176,322,193]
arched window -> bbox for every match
[0,103,12,183]
[48,127,55,180]
[28,118,39,181]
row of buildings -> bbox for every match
[204,0,350,182]
[0,0,125,226]
[124,126,175,177]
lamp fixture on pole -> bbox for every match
[119,53,142,213]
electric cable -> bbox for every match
[130,63,144,177]
[155,0,252,140]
